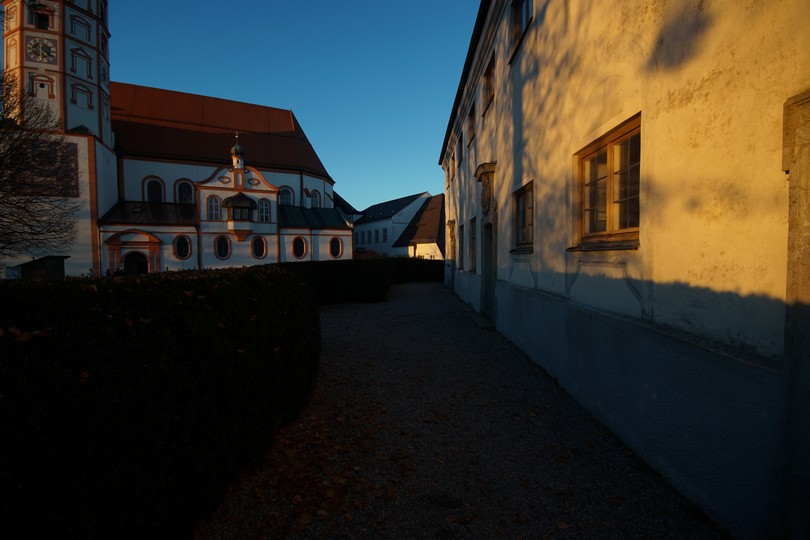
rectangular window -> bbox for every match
[32,11,50,29]
[459,224,465,270]
[375,229,380,243]
[231,208,250,221]
[467,102,476,144]
[575,114,640,249]
[469,218,477,273]
[511,0,533,49]
[383,228,388,243]
[483,57,495,114]
[513,182,534,250]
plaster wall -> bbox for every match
[63,135,94,275]
[495,281,782,539]
[445,0,810,357]
[121,160,216,201]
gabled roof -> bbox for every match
[392,194,445,254]
[356,192,428,224]
[98,202,199,226]
[278,206,351,230]
[439,0,492,165]
[110,82,332,182]
[333,192,360,216]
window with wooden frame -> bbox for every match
[513,181,533,252]
[469,217,477,273]
[482,56,495,114]
[510,0,533,57]
[206,195,221,221]
[459,223,465,270]
[467,102,476,144]
[258,199,271,222]
[574,114,640,250]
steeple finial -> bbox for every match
[230,131,245,169]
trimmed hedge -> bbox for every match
[0,265,319,538]
[280,257,444,304]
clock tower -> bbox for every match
[2,0,111,146]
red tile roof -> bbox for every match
[110,82,332,182]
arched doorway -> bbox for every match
[123,252,148,276]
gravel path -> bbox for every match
[196,282,724,539]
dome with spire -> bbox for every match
[230,133,244,157]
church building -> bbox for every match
[1,0,352,277]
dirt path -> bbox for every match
[196,282,723,539]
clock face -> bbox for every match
[26,38,56,64]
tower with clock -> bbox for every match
[2,0,112,146]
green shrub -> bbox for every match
[0,265,319,538]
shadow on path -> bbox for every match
[196,282,724,539]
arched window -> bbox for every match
[174,236,191,260]
[329,237,342,258]
[146,179,163,203]
[177,181,193,204]
[258,199,271,222]
[278,187,293,206]
[311,190,321,208]
[252,236,267,259]
[292,237,306,259]
[207,196,221,220]
[214,236,230,259]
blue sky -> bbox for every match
[108,1,478,212]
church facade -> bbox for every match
[1,0,352,277]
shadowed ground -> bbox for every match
[196,282,724,539]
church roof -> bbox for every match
[278,206,351,230]
[356,192,428,224]
[98,202,199,226]
[392,194,445,253]
[110,82,332,183]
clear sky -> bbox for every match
[108,1,479,212]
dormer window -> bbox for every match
[231,208,250,221]
[222,192,256,222]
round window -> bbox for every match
[215,236,230,259]
[292,237,306,258]
[329,237,342,258]
[175,236,191,259]
[252,236,266,258]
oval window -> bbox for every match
[252,236,266,258]
[215,236,230,259]
[292,237,306,258]
[329,237,342,258]
[175,236,191,259]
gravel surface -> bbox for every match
[196,282,725,539]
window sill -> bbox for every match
[568,238,640,252]
[482,96,494,117]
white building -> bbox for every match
[1,0,352,277]
[354,192,442,258]
[440,0,810,537]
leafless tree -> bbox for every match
[0,72,80,260]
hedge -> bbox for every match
[0,265,320,538]
[280,257,444,304]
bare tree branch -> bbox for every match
[0,72,81,259]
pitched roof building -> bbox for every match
[353,192,445,259]
[1,0,352,276]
